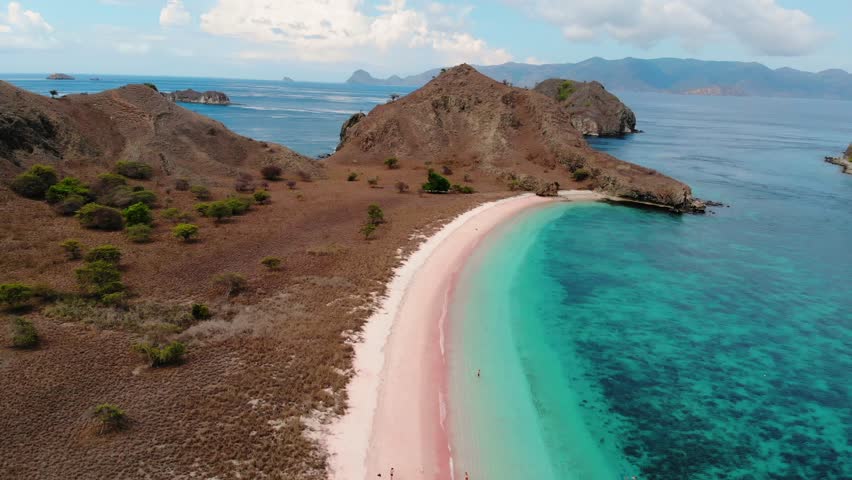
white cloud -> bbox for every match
[200,0,511,65]
[116,41,150,54]
[505,0,828,56]
[0,1,57,49]
[160,0,191,28]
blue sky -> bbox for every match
[0,0,849,80]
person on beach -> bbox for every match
[465,472,470,480]
[476,368,480,378]
[390,467,394,478]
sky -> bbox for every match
[0,0,850,81]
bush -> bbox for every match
[367,177,378,187]
[347,172,359,181]
[85,245,122,264]
[384,157,399,169]
[261,256,282,270]
[190,185,211,200]
[214,272,247,296]
[76,260,123,296]
[94,173,128,192]
[261,165,282,181]
[557,80,575,101]
[423,169,451,193]
[115,161,153,180]
[367,204,384,224]
[234,173,255,192]
[60,239,84,260]
[11,174,49,199]
[123,202,152,226]
[161,207,192,223]
[53,194,87,216]
[226,197,253,215]
[46,177,90,204]
[174,178,190,191]
[127,224,153,243]
[191,303,212,320]
[451,184,475,194]
[286,180,297,190]
[172,223,199,242]
[253,190,271,204]
[134,341,186,367]
[395,181,410,193]
[92,403,126,432]
[129,189,157,207]
[572,168,591,181]
[10,317,38,348]
[0,283,33,309]
[360,222,377,239]
[11,165,58,199]
[78,203,125,230]
[100,291,127,307]
[144,82,158,91]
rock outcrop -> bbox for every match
[0,81,317,181]
[533,79,637,136]
[333,64,701,212]
[164,89,231,105]
[337,112,366,151]
[46,73,74,80]
[825,144,852,174]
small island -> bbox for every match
[164,89,230,105]
[282,77,295,82]
[825,144,852,174]
[46,73,74,80]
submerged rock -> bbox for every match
[533,79,637,136]
[164,89,231,105]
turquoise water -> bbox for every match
[449,93,852,479]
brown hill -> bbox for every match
[0,81,317,182]
[533,78,638,136]
[334,65,699,211]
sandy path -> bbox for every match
[325,191,604,480]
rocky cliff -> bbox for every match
[334,64,702,212]
[0,81,316,181]
[164,89,231,105]
[533,79,637,136]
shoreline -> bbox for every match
[323,191,605,479]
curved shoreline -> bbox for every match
[323,191,604,479]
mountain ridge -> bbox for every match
[346,57,852,100]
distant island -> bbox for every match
[164,88,230,105]
[46,73,74,80]
[825,144,852,174]
[346,57,852,100]
[282,77,295,82]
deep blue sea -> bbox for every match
[4,74,851,478]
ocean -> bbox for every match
[5,75,851,478]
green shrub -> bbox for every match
[11,165,58,199]
[367,204,384,224]
[95,173,128,191]
[76,260,123,296]
[261,165,282,181]
[85,245,122,264]
[53,194,87,216]
[46,177,90,204]
[134,341,186,367]
[253,190,271,204]
[557,80,575,101]
[261,256,282,270]
[78,203,125,231]
[422,169,450,193]
[384,157,399,169]
[127,224,153,243]
[60,239,84,260]
[360,222,377,239]
[347,172,359,181]
[97,185,135,208]
[100,291,127,307]
[115,161,153,180]
[214,272,247,296]
[161,207,193,223]
[201,201,232,222]
[191,303,212,320]
[190,185,211,200]
[123,202,152,226]
[172,223,199,242]
[0,283,33,309]
[451,184,475,194]
[92,403,126,432]
[129,189,157,207]
[572,168,591,181]
[225,197,252,215]
[144,82,158,91]
[10,317,38,348]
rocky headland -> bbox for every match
[46,73,74,80]
[533,78,637,136]
[164,88,231,105]
[825,144,852,174]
